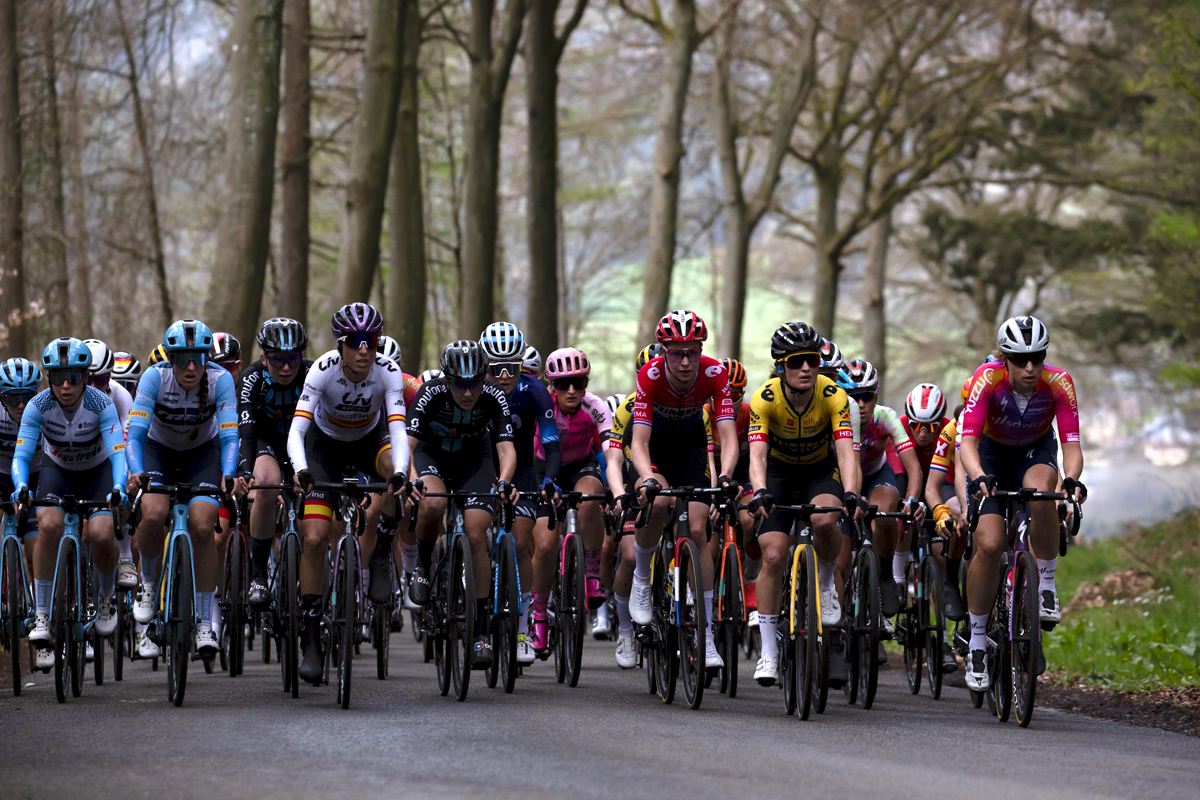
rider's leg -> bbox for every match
[511,513,535,635]
[463,507,494,638]
[1025,463,1061,613]
[249,454,281,584]
[187,498,220,635]
[754,528,790,666]
[32,507,66,622]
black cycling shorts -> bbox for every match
[301,419,391,520]
[977,431,1059,517]
[411,441,496,514]
[513,460,549,521]
[648,423,711,503]
[36,461,115,520]
[863,462,900,498]
[143,438,223,507]
[760,457,843,536]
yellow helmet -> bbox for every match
[635,343,663,372]
[147,344,168,366]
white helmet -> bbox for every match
[377,335,402,364]
[905,383,946,425]
[604,393,624,418]
[419,369,443,384]
[997,316,1049,355]
[480,321,525,361]
[521,345,542,377]
[83,339,114,376]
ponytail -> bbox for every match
[190,369,209,442]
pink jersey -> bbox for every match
[960,362,1079,448]
[536,391,612,464]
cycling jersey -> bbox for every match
[961,362,1080,448]
[105,381,133,430]
[288,350,409,475]
[237,359,314,470]
[885,414,949,478]
[402,373,421,407]
[927,415,959,483]
[536,390,610,465]
[406,377,513,453]
[858,404,913,476]
[705,400,750,479]
[606,392,714,462]
[0,402,40,476]
[12,387,126,489]
[505,373,561,475]
[126,362,239,478]
[747,376,854,466]
[633,356,734,431]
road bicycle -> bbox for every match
[895,513,950,699]
[546,489,608,688]
[1,501,33,695]
[251,481,304,698]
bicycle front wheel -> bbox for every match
[281,534,300,698]
[718,546,743,698]
[902,561,922,695]
[562,532,587,688]
[373,604,390,681]
[856,546,881,710]
[52,538,78,704]
[988,564,1013,722]
[793,545,816,720]
[678,538,705,710]
[447,533,475,702]
[5,538,25,695]
[780,550,797,716]
[225,532,246,678]
[497,535,519,693]
[335,535,358,709]
[651,546,677,704]
[923,556,945,700]
[167,535,195,707]
[1012,550,1040,727]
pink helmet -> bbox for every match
[545,347,591,380]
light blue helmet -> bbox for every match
[163,319,214,353]
[41,337,93,371]
[479,321,525,361]
[0,358,41,393]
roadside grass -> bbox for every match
[1044,511,1200,690]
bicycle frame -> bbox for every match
[32,497,108,645]
[1,505,33,640]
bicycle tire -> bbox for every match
[52,538,75,703]
[113,592,126,682]
[988,563,1012,722]
[858,546,881,710]
[448,533,474,702]
[794,545,816,720]
[651,546,677,704]
[282,534,300,698]
[5,538,24,695]
[227,532,246,677]
[497,536,519,693]
[923,557,945,700]
[678,538,705,710]
[92,623,105,686]
[780,548,797,716]
[565,532,587,688]
[811,546,830,715]
[1013,550,1039,727]
[433,554,451,696]
[168,535,195,707]
[374,604,390,680]
[718,546,743,698]
[903,560,922,695]
[336,535,357,709]
[844,560,859,705]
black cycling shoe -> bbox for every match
[299,617,324,686]
[367,551,394,605]
[408,564,431,606]
[472,636,493,669]
[941,649,959,675]
[876,640,888,667]
[879,580,901,618]
[828,643,848,688]
[248,579,270,610]
[942,581,965,622]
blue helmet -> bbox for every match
[0,358,41,393]
[41,337,93,371]
[834,359,879,394]
[163,319,214,353]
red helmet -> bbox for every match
[655,310,708,345]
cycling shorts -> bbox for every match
[894,473,956,505]
[301,418,391,521]
[862,463,899,498]
[142,438,223,507]
[513,460,550,521]
[0,471,39,534]
[411,441,495,514]
[760,457,843,537]
[648,423,711,503]
[36,461,115,520]
[977,430,1059,518]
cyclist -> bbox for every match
[959,316,1085,691]
[479,322,560,665]
[531,347,611,654]
[0,358,43,650]
[211,332,243,385]
[287,303,409,685]
[377,334,422,406]
[703,357,756,587]
[406,340,518,667]
[237,317,312,607]
[626,310,740,671]
[147,344,168,367]
[126,320,238,659]
[521,345,542,379]
[111,351,141,395]
[925,377,974,622]
[604,393,623,420]
[13,338,127,668]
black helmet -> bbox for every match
[258,317,309,353]
[211,332,241,362]
[440,340,489,381]
[770,321,822,361]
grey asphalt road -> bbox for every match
[2,627,1197,800]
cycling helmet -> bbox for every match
[770,321,822,361]
[440,340,489,381]
[258,317,308,352]
[636,343,663,372]
[41,337,93,370]
[331,303,384,339]
[0,358,41,393]
[377,335,402,363]
[83,339,114,376]
[211,332,241,362]
[545,347,590,380]
[996,315,1049,355]
[655,310,708,344]
[148,344,168,366]
[604,393,624,418]
[905,383,946,424]
[112,351,141,382]
[419,369,443,383]
[480,322,525,361]
[720,358,747,394]
[961,375,974,403]
[163,319,214,353]
[521,345,542,377]
[835,359,879,394]
[818,338,844,372]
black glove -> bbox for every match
[297,469,314,492]
[388,473,407,493]
[842,491,859,516]
[496,480,514,499]
[747,489,774,515]
[968,475,996,498]
[1062,477,1087,501]
[717,474,738,499]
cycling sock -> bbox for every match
[519,592,532,635]
[35,579,51,615]
[400,541,419,573]
[301,593,322,614]
[140,556,159,586]
[417,539,434,573]
[97,569,115,599]
[633,543,655,580]
[250,536,273,581]
[704,590,715,640]
[1036,558,1057,594]
[476,599,489,636]
[969,612,988,652]
[893,552,911,584]
[197,591,215,628]
[758,614,780,661]
[946,557,960,585]
[615,593,632,636]
[818,557,837,593]
[374,515,397,557]
[116,533,133,560]
[532,590,549,620]
[584,548,601,578]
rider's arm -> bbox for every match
[286,365,320,473]
[715,418,738,479]
[897,447,923,505]
[125,367,161,476]
[630,423,655,485]
[237,365,261,473]
[629,369,655,484]
[535,383,561,482]
[834,436,861,496]
[748,440,768,492]
[603,446,625,496]
[954,449,969,513]
[958,436,984,484]
[495,440,517,483]
[381,362,410,476]
[1061,440,1083,483]
[924,465,947,512]
[98,398,129,491]
[214,369,240,479]
[11,397,44,489]
[1051,369,1083,482]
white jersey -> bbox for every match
[106,381,133,431]
[128,362,238,451]
[288,350,409,475]
[16,387,124,473]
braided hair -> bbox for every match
[190,368,210,442]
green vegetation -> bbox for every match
[1044,513,1200,690]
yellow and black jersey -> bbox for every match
[606,391,713,461]
[748,375,854,465]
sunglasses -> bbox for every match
[488,361,521,379]
[1006,351,1046,369]
[87,374,110,390]
[450,378,483,393]
[552,377,588,392]
[168,350,207,369]
[664,347,701,363]
[266,352,303,368]
[340,333,379,351]
[912,421,940,435]
[730,389,745,403]
[0,389,35,406]
[781,352,821,370]
[48,369,86,386]
[849,391,876,403]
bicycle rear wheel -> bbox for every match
[447,533,475,702]
[497,536,519,693]
[923,557,945,700]
[335,535,358,709]
[988,568,1012,722]
[1012,550,1040,727]
[902,561,922,695]
[167,536,195,707]
[856,546,881,710]
[225,533,246,678]
[373,603,390,680]
[5,538,24,695]
[678,538,705,710]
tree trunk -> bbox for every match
[862,210,891,394]
[279,0,311,326]
[711,13,745,359]
[811,155,842,340]
[635,0,698,350]
[387,0,425,374]
[334,0,406,307]
[0,0,25,358]
[524,0,559,354]
[205,0,284,348]
[115,0,171,328]
[41,2,71,335]
[62,64,91,337]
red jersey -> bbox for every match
[633,356,734,432]
[705,400,750,463]
[402,373,421,408]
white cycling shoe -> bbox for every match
[820,589,842,627]
[747,609,759,628]
[138,631,161,659]
[754,655,779,686]
[29,612,52,647]
[35,647,55,671]
[516,633,536,665]
[95,596,118,636]
[133,585,156,625]
[705,636,724,670]
[965,648,990,691]
[615,633,637,669]
[630,574,652,626]
[116,559,139,590]
[195,625,219,656]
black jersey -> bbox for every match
[407,378,513,454]
[238,359,313,470]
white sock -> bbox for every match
[519,592,532,635]
[969,612,988,652]
[818,557,837,593]
[97,569,115,599]
[35,579,51,615]
[758,613,780,661]
[615,593,632,636]
[400,541,419,573]
[1036,558,1057,594]
[197,591,215,629]
[704,590,715,641]
[633,543,655,581]
[893,552,911,584]
[116,534,133,560]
